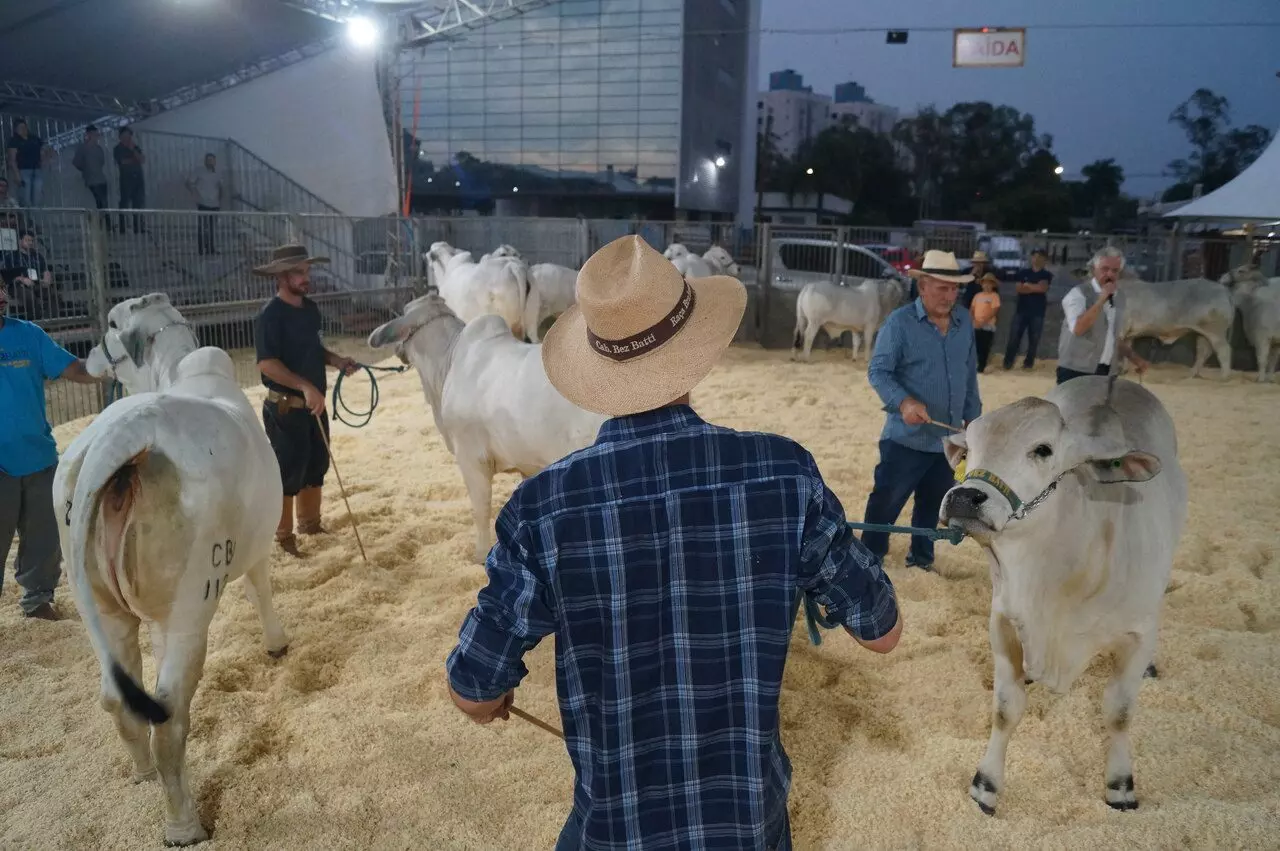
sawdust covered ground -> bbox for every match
[2,345,1278,850]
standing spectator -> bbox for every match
[0,280,108,619]
[71,124,109,210]
[969,272,1001,373]
[1,231,58,320]
[863,249,981,571]
[113,126,146,234]
[186,152,223,255]
[445,235,901,851]
[1002,248,1053,371]
[1056,246,1149,384]
[5,119,52,208]
[960,250,991,309]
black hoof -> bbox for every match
[1143,663,1158,679]
[1024,677,1034,685]
[267,645,290,659]
[970,770,998,816]
[1106,799,1139,811]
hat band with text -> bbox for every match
[586,280,696,362]
[920,266,964,275]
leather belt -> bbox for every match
[266,389,306,412]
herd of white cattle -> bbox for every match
[38,244,1278,844]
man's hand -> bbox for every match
[14,276,32,286]
[1099,277,1118,298]
[449,684,514,725]
[1129,353,1150,376]
[301,382,326,416]
[899,397,929,426]
[337,356,359,377]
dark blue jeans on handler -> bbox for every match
[1003,309,1046,369]
[861,438,955,568]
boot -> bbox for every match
[276,495,301,555]
[296,487,326,535]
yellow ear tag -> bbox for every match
[954,459,967,482]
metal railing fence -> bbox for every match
[18,211,1274,427]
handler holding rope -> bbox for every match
[444,236,902,851]
[252,243,357,556]
[862,249,982,572]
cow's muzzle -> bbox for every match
[943,486,988,519]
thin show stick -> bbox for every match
[510,705,565,740]
[313,413,370,568]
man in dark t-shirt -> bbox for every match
[5,119,49,207]
[112,126,146,234]
[1002,248,1053,370]
[253,243,356,555]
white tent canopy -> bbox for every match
[1164,125,1280,223]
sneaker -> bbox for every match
[905,555,935,572]
[23,602,61,621]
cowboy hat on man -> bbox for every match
[960,249,990,309]
[252,243,331,277]
[444,234,902,850]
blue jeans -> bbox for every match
[1003,310,1045,369]
[861,439,955,566]
[17,168,43,207]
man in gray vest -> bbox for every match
[1056,246,1149,384]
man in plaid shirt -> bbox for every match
[445,236,902,850]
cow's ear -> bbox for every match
[119,329,146,366]
[368,315,416,349]
[942,432,967,470]
[1068,434,1162,483]
[1087,451,1161,484]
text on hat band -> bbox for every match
[586,280,697,362]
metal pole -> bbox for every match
[86,209,111,411]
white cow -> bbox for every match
[1071,267,1235,379]
[1220,265,1280,382]
[53,293,288,846]
[664,242,739,279]
[368,294,606,561]
[938,376,1187,816]
[426,241,528,339]
[791,277,907,362]
[479,243,578,344]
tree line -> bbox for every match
[757,88,1273,232]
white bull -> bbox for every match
[791,277,907,362]
[368,294,606,561]
[480,244,578,344]
[664,242,740,278]
[53,293,288,846]
[1220,265,1280,381]
[1072,268,1235,379]
[939,376,1187,816]
[426,241,528,339]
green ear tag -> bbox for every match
[1111,459,1122,468]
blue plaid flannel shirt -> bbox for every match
[446,405,899,850]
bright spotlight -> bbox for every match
[512,186,519,192]
[454,180,461,187]
[1053,165,1065,175]
[714,155,726,168]
[806,167,814,175]
[347,16,379,48]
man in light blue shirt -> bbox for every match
[0,281,105,619]
[863,250,982,571]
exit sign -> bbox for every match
[953,28,1026,68]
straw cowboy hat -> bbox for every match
[907,249,975,284]
[252,243,331,277]
[971,249,991,263]
[980,272,1001,286]
[542,234,746,417]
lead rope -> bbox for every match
[329,362,409,429]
